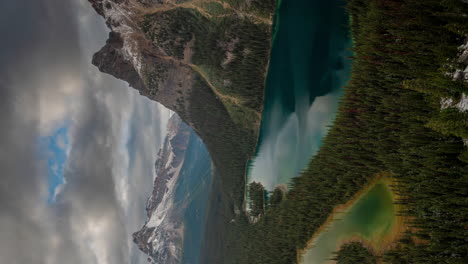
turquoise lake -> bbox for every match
[248,0,353,190]
[174,130,213,264]
[300,182,398,264]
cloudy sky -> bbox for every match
[0,0,171,263]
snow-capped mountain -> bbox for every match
[132,114,191,264]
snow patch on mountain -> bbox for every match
[133,114,191,264]
[146,161,183,229]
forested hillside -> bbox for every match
[225,0,468,263]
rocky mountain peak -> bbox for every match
[131,115,190,264]
[87,0,276,262]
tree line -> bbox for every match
[223,0,468,263]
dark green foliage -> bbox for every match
[223,0,468,263]
[426,108,468,138]
[140,6,273,112]
[333,242,377,264]
[268,187,283,209]
[187,73,258,264]
[248,182,266,217]
[141,8,207,60]
[140,4,274,137]
[191,13,272,111]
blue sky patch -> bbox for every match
[39,124,70,204]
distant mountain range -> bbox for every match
[132,115,190,264]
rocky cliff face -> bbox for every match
[132,115,190,264]
[88,0,274,131]
[87,0,276,262]
[89,0,195,117]
[87,0,275,176]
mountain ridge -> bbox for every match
[132,115,190,264]
[87,0,276,262]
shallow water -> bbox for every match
[300,182,397,264]
[248,0,352,190]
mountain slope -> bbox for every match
[87,1,276,262]
[88,0,274,142]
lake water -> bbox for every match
[247,1,401,263]
[173,130,213,264]
[300,181,398,264]
[178,0,353,260]
[248,0,353,190]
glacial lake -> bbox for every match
[174,130,213,264]
[247,0,353,190]
[299,180,400,264]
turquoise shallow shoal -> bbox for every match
[300,183,397,264]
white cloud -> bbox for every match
[37,74,85,136]
[51,177,67,202]
[0,1,172,264]
[71,214,115,264]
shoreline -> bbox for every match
[242,0,283,213]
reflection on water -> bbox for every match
[248,0,352,190]
[300,182,398,264]
[250,92,341,189]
